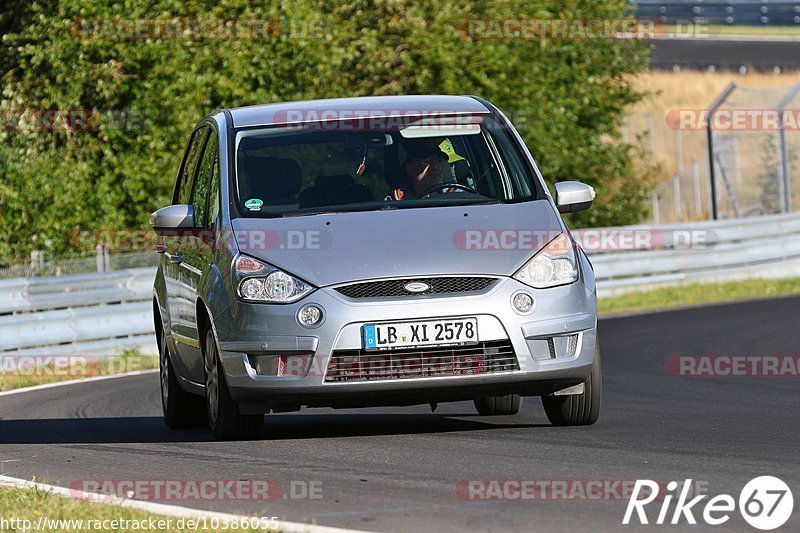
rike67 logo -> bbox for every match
[623,476,794,530]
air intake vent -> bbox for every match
[325,340,518,382]
[335,277,496,299]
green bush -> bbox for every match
[0,0,652,261]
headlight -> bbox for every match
[234,255,314,303]
[513,232,578,289]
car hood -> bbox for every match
[231,200,563,287]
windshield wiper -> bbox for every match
[277,205,379,217]
[390,198,502,209]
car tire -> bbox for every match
[473,394,523,416]
[159,328,207,429]
[541,344,602,426]
[204,329,263,441]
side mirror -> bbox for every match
[554,181,595,213]
[150,204,195,234]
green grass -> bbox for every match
[598,277,800,316]
[0,486,266,532]
[652,23,800,38]
[0,352,158,392]
[697,25,800,37]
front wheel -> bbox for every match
[204,329,263,441]
[474,394,522,416]
[159,328,206,429]
[541,345,602,426]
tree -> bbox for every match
[0,0,652,260]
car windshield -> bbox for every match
[232,114,542,218]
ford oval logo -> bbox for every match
[404,282,430,293]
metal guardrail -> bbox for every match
[0,268,156,356]
[635,2,800,26]
[1,212,798,356]
[590,211,800,296]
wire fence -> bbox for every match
[625,81,800,224]
[0,248,158,280]
[624,111,714,223]
[708,82,800,219]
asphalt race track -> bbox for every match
[1,297,798,532]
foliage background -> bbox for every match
[0,0,651,261]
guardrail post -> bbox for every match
[705,82,737,220]
[692,159,702,217]
[777,127,790,213]
[651,191,660,225]
[96,244,110,273]
[775,82,799,213]
[673,175,682,221]
[30,250,44,275]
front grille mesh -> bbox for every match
[334,277,496,299]
[325,340,518,382]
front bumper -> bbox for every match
[214,275,597,413]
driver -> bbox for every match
[389,139,455,200]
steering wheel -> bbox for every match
[418,182,479,199]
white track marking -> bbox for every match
[0,475,371,533]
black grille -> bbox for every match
[334,277,496,299]
[325,340,518,382]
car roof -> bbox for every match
[226,95,491,128]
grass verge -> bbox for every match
[691,25,800,37]
[0,486,266,532]
[0,351,158,392]
[598,277,800,315]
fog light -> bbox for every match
[512,292,534,313]
[298,305,323,327]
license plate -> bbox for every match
[362,317,479,351]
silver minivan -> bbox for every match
[151,95,600,440]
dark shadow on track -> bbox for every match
[263,413,549,441]
[0,414,548,444]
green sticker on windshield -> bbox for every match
[244,198,263,211]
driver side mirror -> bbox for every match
[149,204,195,234]
[554,181,595,213]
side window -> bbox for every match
[175,127,210,205]
[207,143,221,228]
[192,129,217,228]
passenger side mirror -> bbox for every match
[554,181,595,213]
[149,204,195,234]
